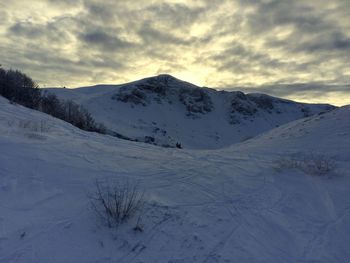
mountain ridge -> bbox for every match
[46,74,336,149]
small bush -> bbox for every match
[276,153,336,176]
[89,180,145,228]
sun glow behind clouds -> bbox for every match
[1,0,350,105]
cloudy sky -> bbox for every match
[1,0,350,105]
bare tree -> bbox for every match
[0,67,106,134]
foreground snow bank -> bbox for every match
[0,97,349,263]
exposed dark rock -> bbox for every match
[144,136,155,143]
[249,95,274,110]
[179,88,213,116]
[301,107,311,117]
[113,89,148,106]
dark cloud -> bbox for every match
[79,30,135,51]
[138,23,192,46]
[242,1,331,34]
[210,42,287,74]
[82,1,121,24]
[8,20,72,44]
[295,31,350,53]
[144,3,205,28]
[9,22,45,38]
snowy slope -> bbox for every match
[233,105,350,157]
[0,95,349,263]
[46,75,335,149]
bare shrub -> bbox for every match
[89,180,145,228]
[276,152,336,176]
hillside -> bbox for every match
[0,95,349,262]
[233,105,350,157]
[46,75,335,149]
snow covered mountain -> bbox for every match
[46,74,335,149]
[0,94,349,263]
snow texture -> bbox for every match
[0,93,349,263]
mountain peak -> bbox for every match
[134,74,199,89]
[154,73,177,80]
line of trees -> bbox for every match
[0,67,106,134]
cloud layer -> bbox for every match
[1,0,349,105]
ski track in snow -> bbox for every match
[0,97,350,262]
